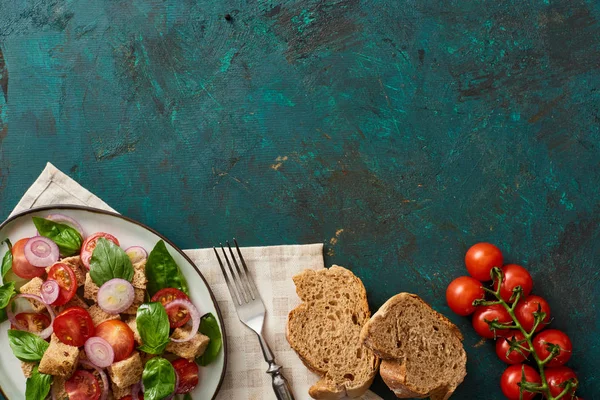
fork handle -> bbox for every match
[258,334,295,400]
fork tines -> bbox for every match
[213,239,258,306]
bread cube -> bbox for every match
[19,277,46,312]
[165,328,210,361]
[84,273,99,301]
[121,288,145,315]
[107,352,143,388]
[21,361,36,378]
[38,334,80,377]
[88,304,120,326]
[131,260,147,289]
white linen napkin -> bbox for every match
[7,163,381,400]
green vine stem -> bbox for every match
[473,267,577,400]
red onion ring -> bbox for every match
[46,214,86,239]
[40,280,60,304]
[125,246,147,263]
[165,299,200,343]
[97,279,134,314]
[7,294,55,339]
[131,381,141,399]
[84,337,114,368]
[79,360,109,400]
[24,237,59,267]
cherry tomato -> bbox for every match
[172,358,199,393]
[11,312,51,333]
[493,264,533,303]
[532,329,572,367]
[445,276,484,316]
[151,288,191,328]
[11,238,45,279]
[95,320,135,362]
[465,242,503,281]
[515,295,551,333]
[495,331,530,364]
[47,263,77,306]
[53,307,95,347]
[65,370,100,400]
[546,366,578,397]
[500,364,541,400]
[80,232,120,270]
[472,304,513,338]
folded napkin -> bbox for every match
[6,163,381,400]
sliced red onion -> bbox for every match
[24,237,59,267]
[7,294,55,339]
[41,280,60,304]
[125,246,147,263]
[131,381,141,399]
[97,278,134,314]
[165,299,200,343]
[79,360,109,400]
[84,337,114,368]
[46,214,86,239]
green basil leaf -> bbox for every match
[136,302,170,354]
[196,313,223,366]
[0,308,7,323]
[145,240,189,297]
[1,239,12,282]
[0,281,15,309]
[32,217,82,257]
[183,394,192,400]
[89,237,134,287]
[25,366,53,400]
[8,329,50,362]
[142,357,176,400]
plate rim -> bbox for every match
[0,204,227,400]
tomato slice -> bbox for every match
[95,320,135,362]
[151,288,191,328]
[172,358,199,394]
[65,370,101,400]
[11,312,51,333]
[53,307,95,347]
[11,238,45,279]
[47,263,77,306]
[80,232,120,270]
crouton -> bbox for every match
[46,256,86,287]
[107,352,143,388]
[112,382,132,399]
[121,288,145,315]
[140,352,156,366]
[84,273,99,301]
[124,317,142,344]
[56,294,89,313]
[19,277,46,312]
[88,304,121,326]
[38,334,80,377]
[131,260,147,289]
[51,376,67,400]
[21,361,36,378]
[165,328,210,361]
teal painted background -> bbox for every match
[0,0,599,398]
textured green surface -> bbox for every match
[0,0,599,398]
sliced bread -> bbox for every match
[286,265,380,399]
[360,293,466,400]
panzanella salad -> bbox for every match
[0,214,222,400]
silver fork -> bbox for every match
[214,239,295,400]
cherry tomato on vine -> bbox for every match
[532,329,572,367]
[446,276,485,316]
[500,364,541,400]
[493,264,533,303]
[472,304,513,338]
[515,295,551,333]
[546,366,578,397]
[465,243,503,281]
[495,331,530,364]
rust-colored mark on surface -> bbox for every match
[329,228,344,245]
[528,93,566,123]
[473,338,487,348]
[271,155,288,170]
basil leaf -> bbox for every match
[0,308,7,323]
[196,313,223,366]
[142,357,176,400]
[1,239,12,282]
[32,217,82,257]
[25,366,52,400]
[0,281,15,309]
[89,237,134,287]
[8,329,50,362]
[136,302,170,354]
[183,394,192,400]
[145,240,189,297]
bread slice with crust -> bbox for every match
[287,265,380,399]
[360,293,466,400]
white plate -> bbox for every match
[0,206,226,399]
